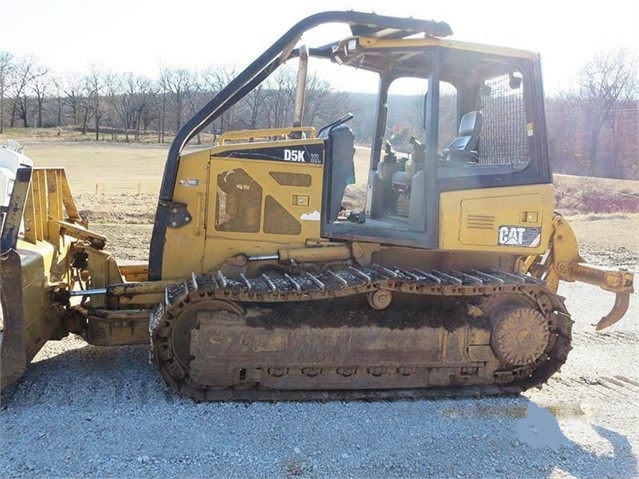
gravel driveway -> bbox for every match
[1,280,637,479]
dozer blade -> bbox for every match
[1,250,29,390]
[1,168,32,390]
[1,167,66,391]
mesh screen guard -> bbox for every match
[479,74,530,168]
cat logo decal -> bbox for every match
[498,226,541,247]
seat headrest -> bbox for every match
[458,111,482,136]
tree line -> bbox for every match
[0,49,637,179]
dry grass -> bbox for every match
[17,142,167,194]
[553,174,638,214]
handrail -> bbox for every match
[217,127,317,145]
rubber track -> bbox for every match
[151,265,573,402]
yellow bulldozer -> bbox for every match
[0,11,634,401]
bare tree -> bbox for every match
[138,79,160,138]
[545,94,581,174]
[8,55,46,128]
[184,72,205,145]
[262,67,297,128]
[201,64,240,136]
[0,52,16,133]
[106,72,156,142]
[85,65,107,140]
[106,72,129,141]
[156,73,167,143]
[244,84,266,130]
[132,75,155,141]
[303,73,350,127]
[160,67,193,134]
[48,75,64,128]
[55,73,88,130]
[576,48,639,177]
[31,66,51,128]
[102,71,119,140]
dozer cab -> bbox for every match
[0,11,634,401]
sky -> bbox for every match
[1,0,637,95]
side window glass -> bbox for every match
[437,82,459,152]
[386,78,429,154]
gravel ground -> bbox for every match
[1,279,637,479]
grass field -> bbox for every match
[19,142,168,194]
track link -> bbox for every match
[151,265,573,402]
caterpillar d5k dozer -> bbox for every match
[0,11,634,401]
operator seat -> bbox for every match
[440,110,483,164]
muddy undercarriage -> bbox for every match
[151,265,573,402]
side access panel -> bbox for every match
[203,142,324,270]
[439,184,554,255]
